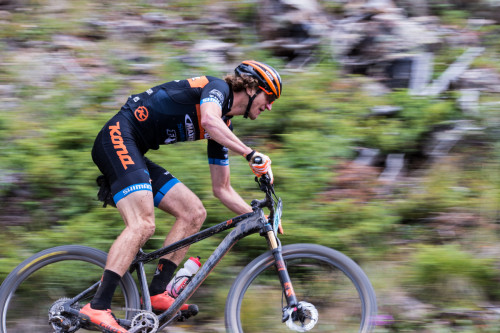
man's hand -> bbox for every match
[247,151,274,183]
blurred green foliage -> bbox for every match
[405,244,500,306]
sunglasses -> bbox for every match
[259,86,277,104]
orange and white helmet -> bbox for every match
[235,60,282,100]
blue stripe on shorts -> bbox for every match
[154,178,181,207]
[208,158,229,166]
[113,183,152,205]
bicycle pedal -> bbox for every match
[177,304,199,322]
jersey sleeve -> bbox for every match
[207,139,229,166]
[207,118,233,166]
[200,80,230,111]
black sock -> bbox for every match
[149,258,177,296]
[90,269,121,310]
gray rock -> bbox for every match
[458,68,500,93]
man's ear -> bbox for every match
[245,87,256,96]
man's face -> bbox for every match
[248,90,275,120]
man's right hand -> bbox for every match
[248,151,274,183]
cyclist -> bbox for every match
[80,60,282,332]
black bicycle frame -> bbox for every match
[129,209,263,323]
[121,202,298,329]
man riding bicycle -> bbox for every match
[80,60,282,333]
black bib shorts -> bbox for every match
[92,113,180,207]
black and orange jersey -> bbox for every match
[119,76,233,166]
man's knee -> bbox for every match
[158,186,206,222]
[179,202,206,229]
[141,219,156,239]
[193,204,207,223]
[128,211,156,239]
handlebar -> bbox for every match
[252,174,275,211]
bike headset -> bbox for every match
[234,60,282,118]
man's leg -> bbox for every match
[109,190,156,274]
[94,190,156,308]
[148,182,206,311]
[157,182,206,263]
[81,190,155,333]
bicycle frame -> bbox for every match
[117,199,297,330]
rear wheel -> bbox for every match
[0,245,140,333]
[225,243,377,332]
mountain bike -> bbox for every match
[0,171,378,333]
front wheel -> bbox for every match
[0,245,141,333]
[225,244,377,333]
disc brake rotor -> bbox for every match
[285,301,319,332]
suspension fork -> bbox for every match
[263,224,298,314]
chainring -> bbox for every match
[48,298,81,333]
[129,311,159,333]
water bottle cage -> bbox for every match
[168,275,193,297]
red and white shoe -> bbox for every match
[150,291,190,311]
[150,292,199,319]
[80,303,129,333]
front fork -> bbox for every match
[263,224,298,322]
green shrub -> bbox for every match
[405,244,500,306]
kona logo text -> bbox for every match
[109,122,135,170]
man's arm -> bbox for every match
[200,102,253,157]
[209,164,252,215]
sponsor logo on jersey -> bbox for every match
[134,106,149,122]
[133,96,140,102]
[109,122,135,170]
[201,97,222,109]
[146,88,153,95]
[165,129,177,144]
[209,89,224,102]
[185,114,195,141]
